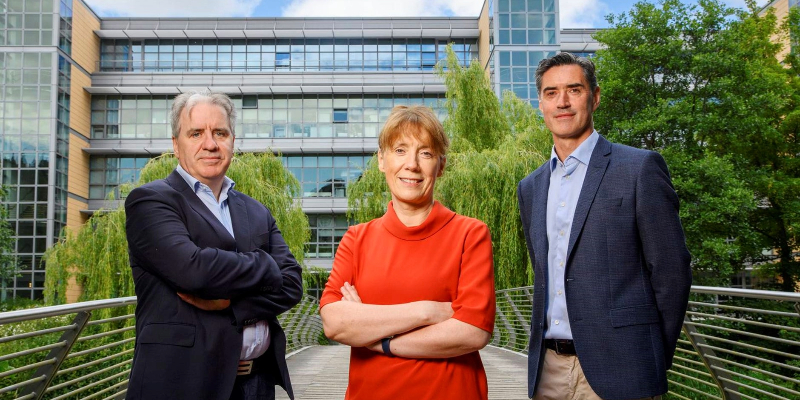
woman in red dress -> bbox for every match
[320,105,496,400]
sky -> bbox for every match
[82,0,754,29]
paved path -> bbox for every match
[277,345,529,400]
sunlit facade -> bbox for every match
[0,0,604,299]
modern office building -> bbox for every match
[0,0,607,299]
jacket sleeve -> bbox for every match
[229,210,303,328]
[125,185,283,300]
[635,151,693,368]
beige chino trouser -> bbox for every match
[532,349,661,400]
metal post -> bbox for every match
[681,320,741,400]
[18,311,91,400]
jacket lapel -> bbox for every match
[165,170,236,245]
[227,191,252,252]
[566,136,611,263]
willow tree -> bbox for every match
[348,47,550,289]
[44,152,309,304]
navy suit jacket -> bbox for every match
[124,170,303,400]
[517,136,692,399]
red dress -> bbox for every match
[320,201,496,400]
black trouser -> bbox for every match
[229,372,276,400]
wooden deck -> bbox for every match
[277,345,529,400]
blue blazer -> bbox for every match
[517,136,692,399]
[124,170,303,400]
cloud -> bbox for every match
[83,0,261,17]
[281,0,483,17]
[559,0,611,29]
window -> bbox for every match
[306,214,350,258]
[99,38,476,72]
[242,95,257,109]
[89,156,153,200]
[276,52,290,68]
[284,154,370,198]
[333,109,348,123]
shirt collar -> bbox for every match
[175,164,235,197]
[549,130,600,173]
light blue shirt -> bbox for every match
[545,131,599,340]
[175,165,271,361]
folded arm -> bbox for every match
[368,318,491,359]
[125,185,282,300]
[320,282,453,347]
[333,283,490,358]
[176,200,304,325]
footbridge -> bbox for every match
[1,286,798,400]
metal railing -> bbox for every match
[0,295,324,400]
[491,285,800,400]
[3,286,799,400]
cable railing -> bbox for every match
[0,295,325,400]
[491,285,800,400]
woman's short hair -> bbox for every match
[170,90,236,138]
[378,105,449,157]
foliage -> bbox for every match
[662,149,760,285]
[347,46,550,289]
[0,297,42,312]
[593,0,800,288]
[44,152,310,304]
[0,186,19,302]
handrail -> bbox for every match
[0,295,325,400]
[0,298,137,325]
[690,286,800,301]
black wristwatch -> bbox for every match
[381,337,394,357]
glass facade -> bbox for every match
[0,0,55,46]
[90,94,446,140]
[0,0,606,296]
[283,154,371,198]
[496,0,556,45]
[89,156,152,200]
[494,0,559,105]
[305,214,349,259]
[0,51,54,299]
[57,0,70,54]
[54,55,68,236]
[99,38,476,72]
[87,154,371,201]
[497,49,556,104]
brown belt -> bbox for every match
[237,360,254,376]
[544,339,576,355]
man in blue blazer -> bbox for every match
[517,53,692,399]
[125,90,302,400]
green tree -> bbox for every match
[347,47,551,289]
[44,152,310,304]
[593,0,799,288]
[0,186,18,302]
